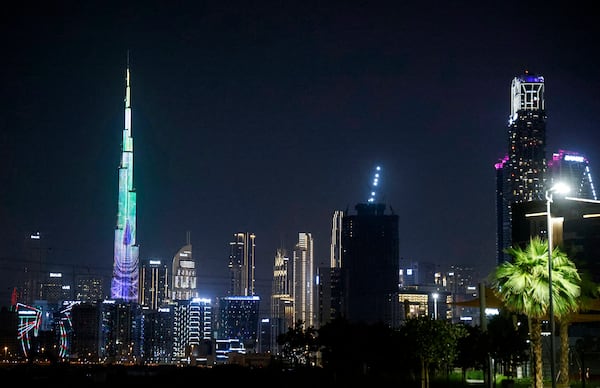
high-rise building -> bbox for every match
[316,211,346,328]
[75,274,105,302]
[270,248,293,354]
[341,202,399,326]
[228,232,256,296]
[330,210,343,268]
[548,149,597,200]
[293,232,315,328]
[21,231,48,305]
[111,55,140,302]
[495,71,547,265]
[100,299,142,363]
[39,271,72,305]
[216,296,260,352]
[139,258,170,309]
[171,298,212,365]
[171,233,197,301]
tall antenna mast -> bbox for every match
[367,165,381,203]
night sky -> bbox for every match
[1,2,599,304]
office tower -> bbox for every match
[293,232,315,328]
[111,56,140,302]
[172,298,212,365]
[340,166,399,326]
[331,211,343,268]
[228,232,256,296]
[141,304,175,364]
[100,299,142,363]
[216,296,260,352]
[342,203,399,326]
[70,302,101,363]
[398,258,438,287]
[548,149,597,200]
[21,231,47,305]
[171,233,197,301]
[139,258,170,309]
[495,71,547,265]
[75,274,105,302]
[316,211,346,327]
[270,248,293,354]
[39,272,72,305]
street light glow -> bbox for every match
[545,182,569,388]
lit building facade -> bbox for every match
[99,299,142,363]
[216,296,260,352]
[139,258,170,309]
[75,274,105,302]
[171,235,197,301]
[21,231,47,305]
[172,298,212,364]
[496,71,547,265]
[228,232,256,296]
[548,149,597,200]
[330,210,343,268]
[270,248,293,354]
[293,232,315,328]
[111,58,140,302]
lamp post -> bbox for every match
[546,182,569,388]
[432,292,439,320]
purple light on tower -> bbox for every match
[111,54,140,302]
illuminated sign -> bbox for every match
[564,154,585,163]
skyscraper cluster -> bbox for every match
[495,71,598,265]
[3,66,599,367]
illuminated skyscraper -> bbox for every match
[172,233,198,301]
[228,232,256,296]
[270,248,293,354]
[330,210,343,268]
[140,258,170,309]
[111,55,140,302]
[495,71,547,265]
[293,232,314,328]
[548,149,597,200]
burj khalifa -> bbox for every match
[111,55,139,302]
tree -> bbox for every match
[455,324,489,383]
[556,272,598,386]
[490,236,580,388]
[399,316,467,388]
[487,311,530,380]
[277,320,318,367]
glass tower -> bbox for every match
[228,232,256,296]
[495,71,547,265]
[548,149,597,200]
[111,56,140,302]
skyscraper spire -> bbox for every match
[111,52,140,302]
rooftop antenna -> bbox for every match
[367,165,381,203]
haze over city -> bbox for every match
[1,1,600,304]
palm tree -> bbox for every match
[490,236,580,388]
[557,272,598,387]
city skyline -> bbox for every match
[2,2,600,304]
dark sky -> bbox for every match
[1,1,599,304]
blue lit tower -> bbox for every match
[111,54,140,302]
[495,71,547,265]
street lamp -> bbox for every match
[546,182,569,388]
[432,292,439,320]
